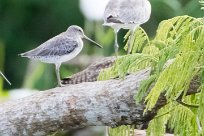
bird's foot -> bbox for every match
[58,82,66,87]
[114,45,119,57]
[127,46,131,54]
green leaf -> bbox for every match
[98,15,204,135]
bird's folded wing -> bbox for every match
[106,16,123,24]
[104,0,120,23]
[104,0,151,25]
[119,0,151,24]
[21,37,78,58]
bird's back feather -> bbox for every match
[104,0,151,25]
[20,34,79,62]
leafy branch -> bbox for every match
[99,15,204,136]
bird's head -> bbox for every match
[66,25,103,48]
[66,25,85,38]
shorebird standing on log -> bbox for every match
[0,71,11,85]
[103,0,151,55]
[20,25,103,87]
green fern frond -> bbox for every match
[147,103,173,136]
[98,53,158,80]
[155,16,194,40]
[135,74,157,104]
[124,27,150,53]
[198,83,204,133]
[145,16,204,111]
[145,52,200,111]
[109,125,135,136]
[98,16,204,136]
[168,104,198,136]
[148,101,199,136]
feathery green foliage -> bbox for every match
[148,100,199,136]
[168,104,198,136]
[198,84,204,134]
[147,103,172,136]
[108,125,135,136]
[98,15,204,136]
[124,27,150,53]
[144,16,204,111]
[200,0,204,10]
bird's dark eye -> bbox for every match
[77,29,83,33]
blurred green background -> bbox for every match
[0,0,203,91]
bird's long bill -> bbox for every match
[0,71,11,85]
[84,36,103,48]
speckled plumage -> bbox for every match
[103,0,151,54]
[20,25,102,87]
[104,0,151,28]
[20,27,83,64]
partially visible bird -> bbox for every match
[20,25,103,87]
[0,71,11,85]
[103,0,151,55]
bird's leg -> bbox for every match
[55,64,64,87]
[114,29,119,57]
[104,126,109,136]
[127,30,134,54]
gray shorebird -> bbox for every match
[20,25,103,87]
[0,71,11,85]
[103,0,151,55]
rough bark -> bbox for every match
[0,57,200,135]
[0,69,152,136]
[62,56,116,84]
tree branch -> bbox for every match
[0,56,200,135]
[62,56,116,84]
[0,69,151,136]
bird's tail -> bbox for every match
[19,49,38,58]
[18,52,29,57]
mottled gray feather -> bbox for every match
[104,0,120,23]
[104,0,151,24]
[21,35,78,58]
[119,0,151,24]
[106,16,123,24]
